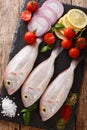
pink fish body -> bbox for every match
[40,58,82,121]
[4,38,42,95]
[21,47,62,107]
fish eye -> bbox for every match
[7,81,11,85]
[5,80,12,86]
[42,108,46,112]
[24,94,28,99]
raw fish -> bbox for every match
[21,46,63,107]
[40,57,83,121]
[4,38,42,95]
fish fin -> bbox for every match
[51,46,63,59]
[36,38,42,45]
[70,56,84,69]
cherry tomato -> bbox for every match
[64,27,76,39]
[21,10,32,22]
[69,47,80,58]
[26,1,39,13]
[75,37,86,49]
[61,105,72,122]
[61,38,72,49]
[24,31,36,45]
[44,33,56,45]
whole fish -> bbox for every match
[4,38,42,95]
[40,57,83,121]
[21,46,63,108]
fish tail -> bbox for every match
[70,56,84,69]
[36,38,42,46]
[51,46,63,59]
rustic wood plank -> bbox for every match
[75,65,87,130]
[0,120,20,130]
[72,0,87,8]
[60,0,71,4]
[0,0,23,90]
[20,125,44,130]
[0,0,23,129]
[0,0,87,130]
[71,1,87,130]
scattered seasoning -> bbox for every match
[17,113,20,116]
[13,97,15,100]
[1,97,17,118]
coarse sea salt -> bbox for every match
[1,97,17,118]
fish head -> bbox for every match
[40,99,58,121]
[4,72,18,95]
[22,86,40,107]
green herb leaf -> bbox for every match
[21,109,28,113]
[50,23,65,33]
[29,103,37,112]
[50,27,56,33]
[40,46,48,53]
[40,45,53,53]
[21,103,37,125]
[23,111,31,125]
[54,23,65,29]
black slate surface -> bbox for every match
[0,0,87,130]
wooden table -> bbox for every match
[0,0,87,130]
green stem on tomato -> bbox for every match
[76,27,86,39]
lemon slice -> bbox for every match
[55,30,65,40]
[62,14,81,33]
[58,16,64,24]
[67,9,87,29]
[56,16,65,35]
[62,14,72,27]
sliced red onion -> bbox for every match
[42,0,64,18]
[28,15,51,37]
[34,6,57,25]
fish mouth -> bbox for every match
[23,100,34,108]
[41,115,51,121]
[7,87,17,95]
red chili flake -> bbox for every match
[61,105,72,122]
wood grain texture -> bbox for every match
[0,0,87,130]
[71,1,87,130]
[72,0,87,8]
[0,0,23,90]
[21,125,44,130]
[0,121,20,130]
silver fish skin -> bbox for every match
[21,47,63,108]
[4,38,42,95]
[40,57,82,121]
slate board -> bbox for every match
[0,0,87,130]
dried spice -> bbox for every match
[66,93,78,106]
[57,119,66,130]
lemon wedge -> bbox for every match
[67,9,87,29]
